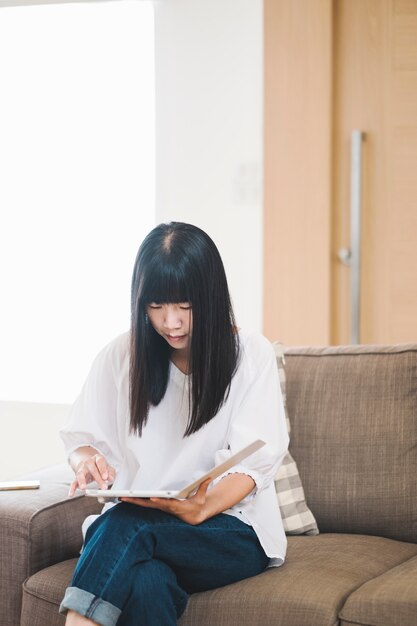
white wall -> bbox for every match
[0,1,155,478]
[0,401,70,479]
[2,0,264,478]
[154,0,263,331]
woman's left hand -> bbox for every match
[120,477,212,525]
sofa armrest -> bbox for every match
[0,464,101,626]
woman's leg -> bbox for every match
[65,610,98,625]
[60,503,268,626]
[117,559,187,626]
[60,505,187,626]
[148,508,269,594]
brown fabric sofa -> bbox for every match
[1,343,417,626]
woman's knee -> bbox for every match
[76,504,155,586]
[84,503,143,543]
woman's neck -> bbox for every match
[170,349,190,375]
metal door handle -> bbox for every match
[337,130,365,344]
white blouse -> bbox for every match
[60,328,289,566]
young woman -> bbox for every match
[59,222,289,626]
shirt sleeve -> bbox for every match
[59,338,124,471]
[212,333,289,499]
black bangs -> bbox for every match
[140,256,192,306]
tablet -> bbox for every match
[86,489,184,500]
[86,439,265,500]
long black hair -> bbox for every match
[129,222,240,436]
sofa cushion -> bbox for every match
[22,559,74,626]
[339,553,417,626]
[284,344,417,542]
[273,342,319,535]
[21,534,417,626]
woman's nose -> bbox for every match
[163,307,181,329]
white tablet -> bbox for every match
[86,439,265,501]
[86,489,184,500]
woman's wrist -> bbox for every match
[69,446,99,473]
[200,472,256,522]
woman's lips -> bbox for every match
[166,334,186,342]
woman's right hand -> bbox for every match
[68,447,116,497]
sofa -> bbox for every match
[1,343,416,626]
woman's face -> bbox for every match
[146,302,193,354]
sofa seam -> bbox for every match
[338,616,372,626]
[22,580,62,608]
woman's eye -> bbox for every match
[148,304,162,309]
[180,304,192,310]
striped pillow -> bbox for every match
[273,342,319,535]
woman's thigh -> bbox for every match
[84,503,269,594]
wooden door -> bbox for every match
[332,0,417,344]
[264,0,417,345]
[263,0,333,345]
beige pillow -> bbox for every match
[273,342,319,535]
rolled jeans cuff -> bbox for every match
[59,587,121,626]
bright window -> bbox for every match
[0,1,155,403]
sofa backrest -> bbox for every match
[284,344,417,544]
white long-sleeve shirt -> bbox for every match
[60,328,289,566]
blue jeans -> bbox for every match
[59,502,269,626]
